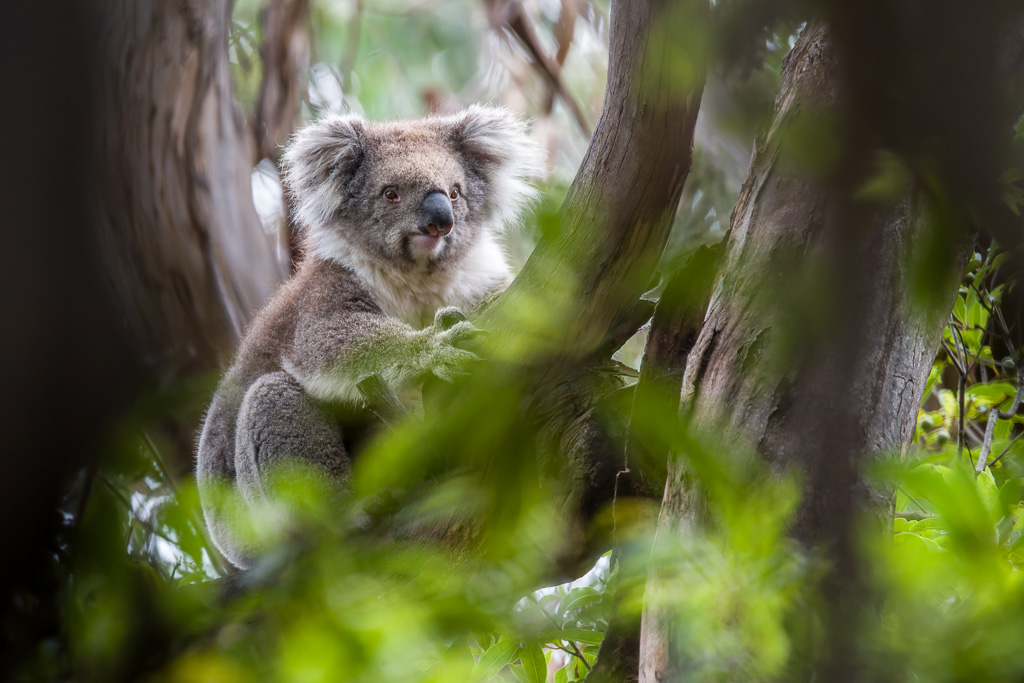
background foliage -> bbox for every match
[10,1,1024,682]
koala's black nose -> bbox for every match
[418,192,454,238]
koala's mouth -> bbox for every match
[407,231,449,260]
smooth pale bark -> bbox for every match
[95,0,290,380]
[639,24,975,682]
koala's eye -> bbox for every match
[449,187,460,201]
[383,188,401,203]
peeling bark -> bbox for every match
[95,0,290,381]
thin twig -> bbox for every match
[942,340,965,375]
[102,476,179,547]
[526,594,593,671]
[958,365,967,460]
[947,318,970,460]
[951,322,974,376]
[897,485,928,514]
[976,366,1024,473]
[141,431,232,577]
[987,429,1024,469]
[896,510,934,521]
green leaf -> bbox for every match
[953,296,967,324]
[893,531,945,554]
[893,517,916,533]
[995,418,1012,442]
[509,664,529,683]
[472,635,520,681]
[978,469,1002,523]
[537,592,561,610]
[968,382,1015,406]
[559,587,601,622]
[912,516,946,532]
[543,627,605,647]
[518,641,547,683]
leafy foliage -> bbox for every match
[14,2,1024,682]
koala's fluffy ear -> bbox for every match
[446,105,545,231]
[282,116,365,231]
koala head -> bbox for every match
[282,106,544,272]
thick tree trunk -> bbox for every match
[638,23,976,682]
[637,4,1024,673]
[95,0,290,382]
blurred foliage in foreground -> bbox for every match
[16,238,1024,683]
[14,3,1024,682]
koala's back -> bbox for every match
[196,258,388,566]
[196,259,379,487]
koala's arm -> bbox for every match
[282,308,478,404]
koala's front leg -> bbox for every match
[283,307,480,405]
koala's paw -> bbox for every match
[433,306,468,331]
[428,320,482,381]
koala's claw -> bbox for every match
[430,345,480,382]
[438,320,483,346]
[425,313,484,382]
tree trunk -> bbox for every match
[0,3,138,675]
[639,24,927,682]
[95,0,290,383]
[637,12,1024,679]
[479,0,709,563]
[678,23,967,543]
[463,0,710,595]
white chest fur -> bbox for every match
[317,233,512,327]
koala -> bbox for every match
[196,106,544,568]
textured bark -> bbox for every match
[679,25,960,529]
[96,0,290,381]
[638,23,976,683]
[623,243,723,492]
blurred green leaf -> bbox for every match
[471,635,519,681]
[518,641,546,683]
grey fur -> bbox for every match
[196,107,543,568]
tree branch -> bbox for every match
[482,0,707,366]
